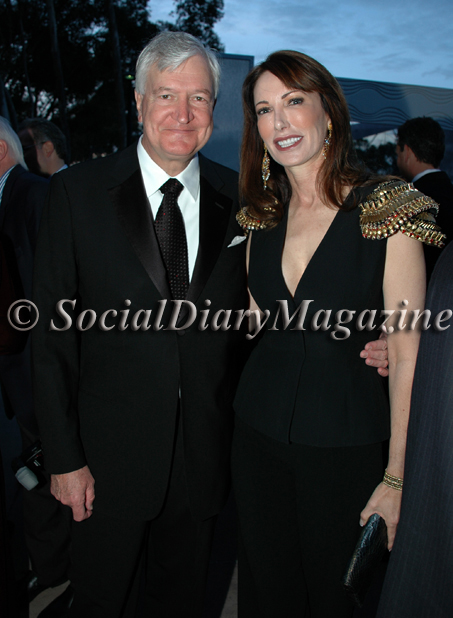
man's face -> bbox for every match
[17,128,49,177]
[18,129,40,176]
[135,54,215,176]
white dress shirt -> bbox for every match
[137,137,200,280]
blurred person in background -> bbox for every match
[18,118,68,178]
[396,116,453,280]
[0,116,72,616]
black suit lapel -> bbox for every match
[108,149,233,308]
[108,162,171,300]
[186,164,232,306]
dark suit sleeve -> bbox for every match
[377,242,453,618]
[32,173,86,474]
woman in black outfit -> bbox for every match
[232,50,444,617]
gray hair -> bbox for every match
[0,116,26,167]
[135,31,221,98]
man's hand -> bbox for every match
[50,465,95,522]
[360,333,389,377]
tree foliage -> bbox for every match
[0,0,225,161]
[354,138,398,176]
[174,0,225,52]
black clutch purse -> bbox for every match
[342,513,388,608]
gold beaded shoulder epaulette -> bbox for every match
[236,206,272,234]
[359,180,445,247]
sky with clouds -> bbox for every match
[150,0,453,90]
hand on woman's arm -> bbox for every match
[360,232,426,549]
[360,332,389,377]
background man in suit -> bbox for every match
[18,118,68,178]
[0,117,46,575]
[0,117,73,614]
[377,241,453,618]
[396,116,453,279]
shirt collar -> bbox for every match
[412,168,441,183]
[54,163,68,175]
[137,137,200,201]
[0,164,16,203]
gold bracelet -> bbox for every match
[383,469,403,491]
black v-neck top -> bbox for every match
[234,186,391,447]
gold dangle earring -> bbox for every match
[262,144,270,190]
[323,122,332,160]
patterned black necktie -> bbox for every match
[154,178,189,299]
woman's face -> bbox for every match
[254,71,330,172]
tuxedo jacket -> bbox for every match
[414,171,453,279]
[377,241,453,618]
[32,144,249,521]
[0,165,48,432]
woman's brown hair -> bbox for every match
[240,50,371,226]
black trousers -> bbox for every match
[68,421,216,618]
[1,366,71,587]
[232,418,385,618]
[0,445,19,618]
[20,427,72,586]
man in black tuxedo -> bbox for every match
[376,241,453,618]
[396,117,453,280]
[32,32,250,617]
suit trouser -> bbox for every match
[232,417,385,618]
[68,420,216,618]
[20,429,72,586]
[1,346,71,586]
[0,391,28,583]
[0,445,20,618]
